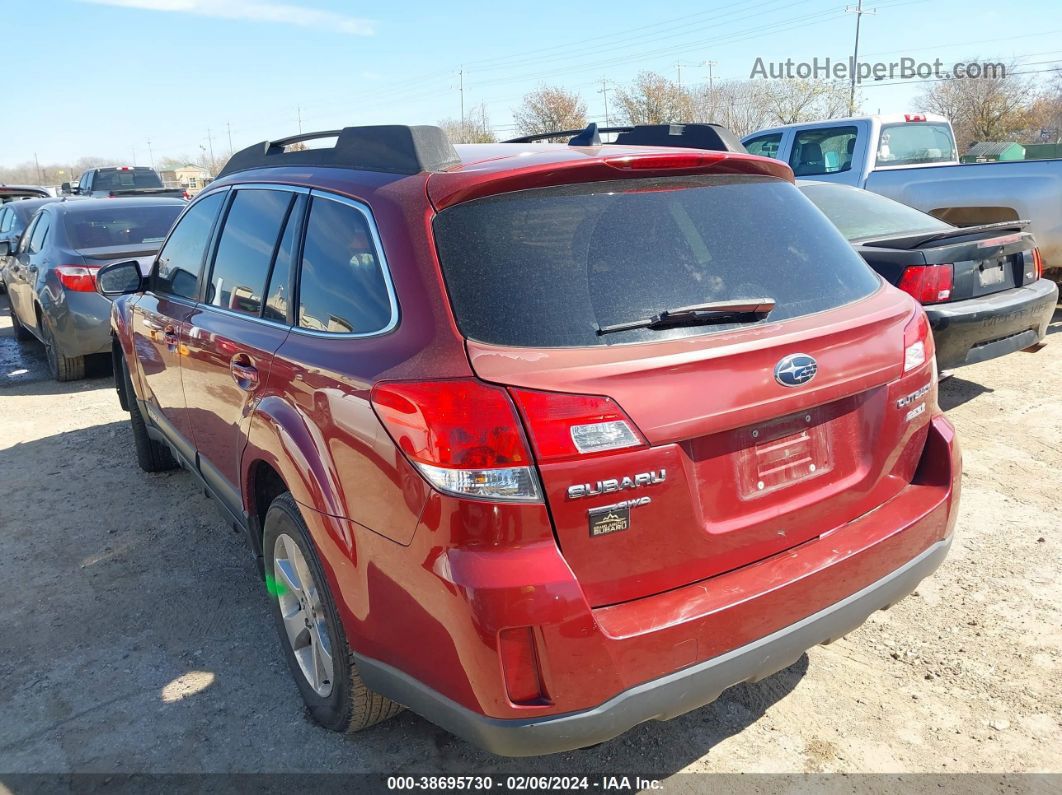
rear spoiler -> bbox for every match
[860,219,1032,250]
[505,122,748,154]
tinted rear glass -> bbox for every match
[433,175,880,347]
[91,169,164,191]
[800,182,952,241]
[65,204,183,249]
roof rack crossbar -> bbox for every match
[504,122,748,155]
[217,124,461,179]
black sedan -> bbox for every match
[800,180,1058,370]
[0,197,61,292]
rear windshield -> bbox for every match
[65,204,183,249]
[800,182,952,241]
[433,175,881,348]
[92,169,164,191]
[875,123,957,167]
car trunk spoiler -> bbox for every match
[858,219,1031,251]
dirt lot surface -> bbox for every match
[1,293,1060,779]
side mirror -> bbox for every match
[61,182,72,194]
[0,241,10,257]
[97,260,145,297]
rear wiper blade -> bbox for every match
[597,298,776,336]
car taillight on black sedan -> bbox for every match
[897,264,953,304]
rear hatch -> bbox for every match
[432,174,931,606]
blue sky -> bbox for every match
[7,0,1061,167]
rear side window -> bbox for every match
[0,208,12,233]
[207,189,293,316]
[789,126,858,176]
[155,191,225,300]
[64,204,182,249]
[27,214,50,253]
[296,196,393,334]
[744,133,782,159]
[263,194,304,323]
[433,175,880,348]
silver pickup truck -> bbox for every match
[743,113,1062,281]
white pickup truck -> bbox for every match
[743,113,1062,281]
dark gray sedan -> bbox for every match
[2,197,184,381]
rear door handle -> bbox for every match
[229,353,259,391]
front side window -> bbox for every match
[207,189,292,316]
[789,126,858,176]
[155,191,225,300]
[744,133,783,159]
[297,196,393,334]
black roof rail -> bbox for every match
[505,122,748,154]
[217,125,461,179]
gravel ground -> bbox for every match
[0,293,1060,778]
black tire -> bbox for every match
[120,357,177,472]
[263,492,402,732]
[41,316,85,382]
[8,300,31,341]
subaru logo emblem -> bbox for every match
[774,353,818,387]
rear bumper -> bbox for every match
[926,278,1058,369]
[351,415,961,756]
[356,536,951,756]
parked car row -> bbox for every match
[742,112,1062,284]
[3,120,1054,756]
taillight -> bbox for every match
[56,265,100,292]
[604,152,727,171]
[509,388,646,463]
[1032,248,1044,280]
[903,308,933,373]
[904,113,927,122]
[182,191,191,201]
[498,627,548,705]
[370,379,541,502]
[897,264,953,304]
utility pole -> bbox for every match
[705,60,719,121]
[132,145,137,165]
[297,106,303,134]
[226,122,233,153]
[458,67,465,125]
[34,152,42,184]
[845,0,876,115]
[598,79,611,126]
[207,128,216,168]
[147,138,155,171]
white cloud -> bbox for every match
[79,0,375,35]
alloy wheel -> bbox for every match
[272,533,334,697]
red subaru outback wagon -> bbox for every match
[98,123,961,755]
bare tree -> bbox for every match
[613,72,693,125]
[917,59,1036,149]
[438,104,496,143]
[689,80,773,137]
[512,86,588,136]
[760,79,851,125]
